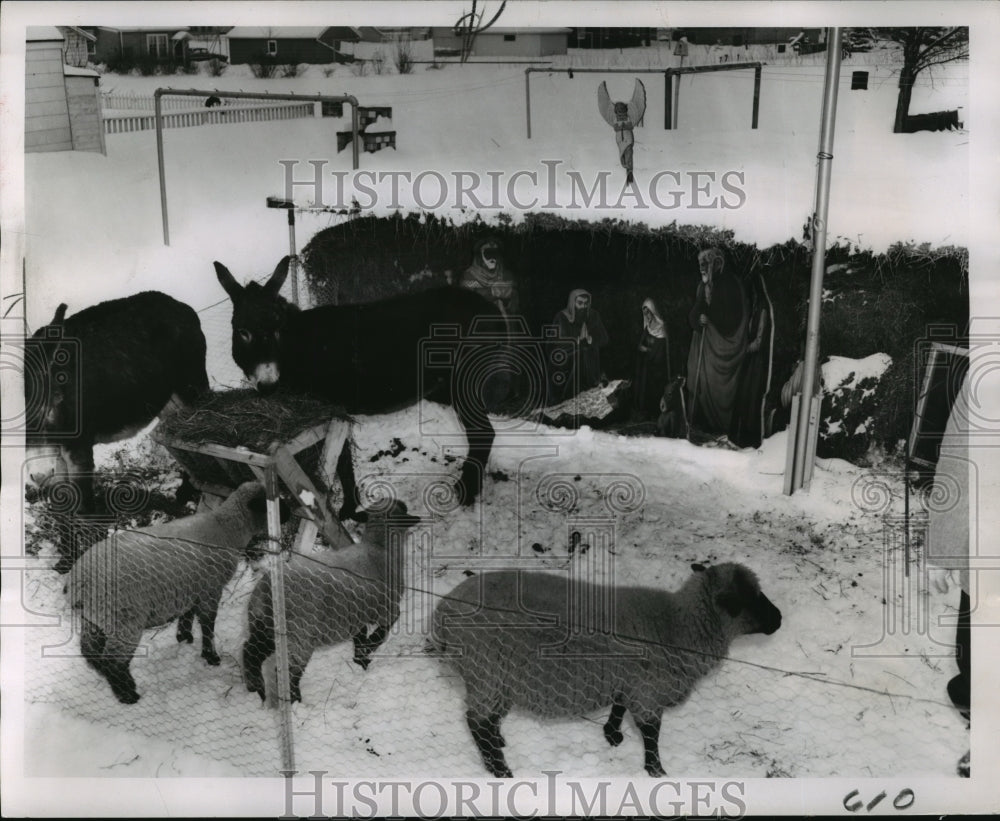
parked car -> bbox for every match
[188,48,228,62]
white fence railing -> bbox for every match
[102,93,295,111]
[104,102,316,134]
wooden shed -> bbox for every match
[26,27,105,155]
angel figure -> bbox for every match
[597,78,647,186]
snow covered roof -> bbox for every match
[226,26,342,40]
[63,65,99,77]
[62,26,97,41]
[96,26,190,33]
[26,26,64,42]
[481,27,574,35]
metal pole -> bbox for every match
[350,102,360,171]
[525,68,532,139]
[664,70,672,130]
[155,91,169,246]
[287,210,298,307]
[789,27,843,493]
[672,56,683,129]
[752,65,762,129]
[154,89,360,245]
[265,466,295,772]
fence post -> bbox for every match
[265,465,296,772]
[525,68,532,139]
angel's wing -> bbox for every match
[597,81,616,127]
[627,78,647,126]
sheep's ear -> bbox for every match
[214,262,243,301]
[246,494,266,516]
[691,562,707,573]
[716,591,744,618]
[264,256,291,297]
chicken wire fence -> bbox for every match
[20,469,970,780]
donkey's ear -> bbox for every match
[50,304,68,325]
[264,256,291,297]
[214,262,243,301]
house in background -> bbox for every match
[431,27,571,58]
[89,26,192,65]
[56,26,96,67]
[226,26,364,64]
[571,28,656,49]
[674,27,824,48]
[26,27,105,155]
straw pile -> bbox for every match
[156,389,349,452]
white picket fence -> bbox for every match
[102,93,209,111]
[104,101,316,134]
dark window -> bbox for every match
[503,34,516,42]
[851,71,869,91]
[147,33,168,57]
[267,39,278,56]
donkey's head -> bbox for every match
[214,257,296,394]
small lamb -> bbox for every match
[242,500,422,704]
[69,481,277,704]
[431,562,781,777]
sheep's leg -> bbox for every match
[635,713,666,778]
[603,701,627,747]
[92,626,141,704]
[176,608,195,644]
[243,615,275,701]
[352,624,389,670]
[466,710,512,778]
[196,603,222,666]
[288,661,307,704]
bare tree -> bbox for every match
[875,27,968,133]
[453,0,507,63]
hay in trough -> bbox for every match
[156,389,350,452]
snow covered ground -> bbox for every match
[3,8,998,818]
[15,408,974,784]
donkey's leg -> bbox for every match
[454,399,494,507]
[53,445,97,574]
[335,439,365,522]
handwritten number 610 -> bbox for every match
[843,788,915,812]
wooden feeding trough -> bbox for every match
[153,390,355,551]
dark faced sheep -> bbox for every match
[431,562,781,778]
[69,482,279,704]
[242,501,422,704]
